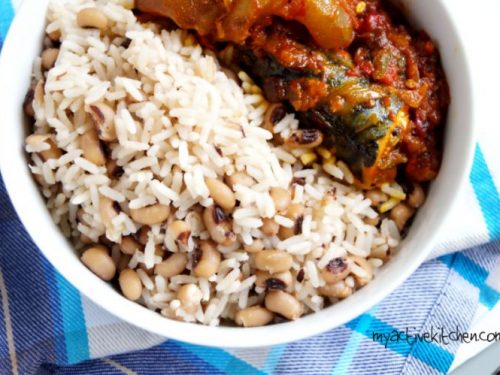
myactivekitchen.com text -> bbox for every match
[372,326,500,348]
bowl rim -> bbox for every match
[0,0,476,348]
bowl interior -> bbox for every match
[0,0,474,347]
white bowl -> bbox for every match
[0,0,475,347]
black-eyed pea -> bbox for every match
[285,129,324,149]
[168,220,191,246]
[138,262,155,276]
[80,128,106,166]
[79,234,93,245]
[278,226,295,240]
[278,204,305,239]
[202,205,236,246]
[118,268,143,301]
[407,184,426,208]
[161,306,183,321]
[255,270,292,290]
[23,85,36,117]
[130,204,170,225]
[364,216,380,226]
[270,271,293,290]
[320,257,350,284]
[349,256,373,287]
[136,226,150,245]
[155,252,188,278]
[193,240,221,278]
[235,306,274,327]
[255,270,270,288]
[390,203,415,230]
[177,284,202,314]
[117,254,132,272]
[318,281,353,299]
[99,196,120,228]
[41,48,59,71]
[265,290,302,320]
[26,134,62,161]
[370,246,389,261]
[225,172,255,189]
[34,78,44,102]
[39,138,62,161]
[106,159,124,178]
[263,103,286,133]
[205,178,236,211]
[76,208,86,224]
[365,189,388,207]
[47,29,61,42]
[261,218,280,237]
[154,245,165,258]
[24,79,44,117]
[81,245,116,281]
[120,236,142,255]
[254,250,293,274]
[76,8,109,30]
[270,187,291,213]
[89,103,116,142]
[286,204,305,221]
[243,239,264,253]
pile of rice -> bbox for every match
[26,0,402,326]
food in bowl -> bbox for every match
[23,0,447,327]
[137,0,449,188]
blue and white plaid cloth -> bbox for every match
[0,1,499,374]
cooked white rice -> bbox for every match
[26,0,403,326]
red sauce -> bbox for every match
[352,0,449,182]
[136,0,449,185]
